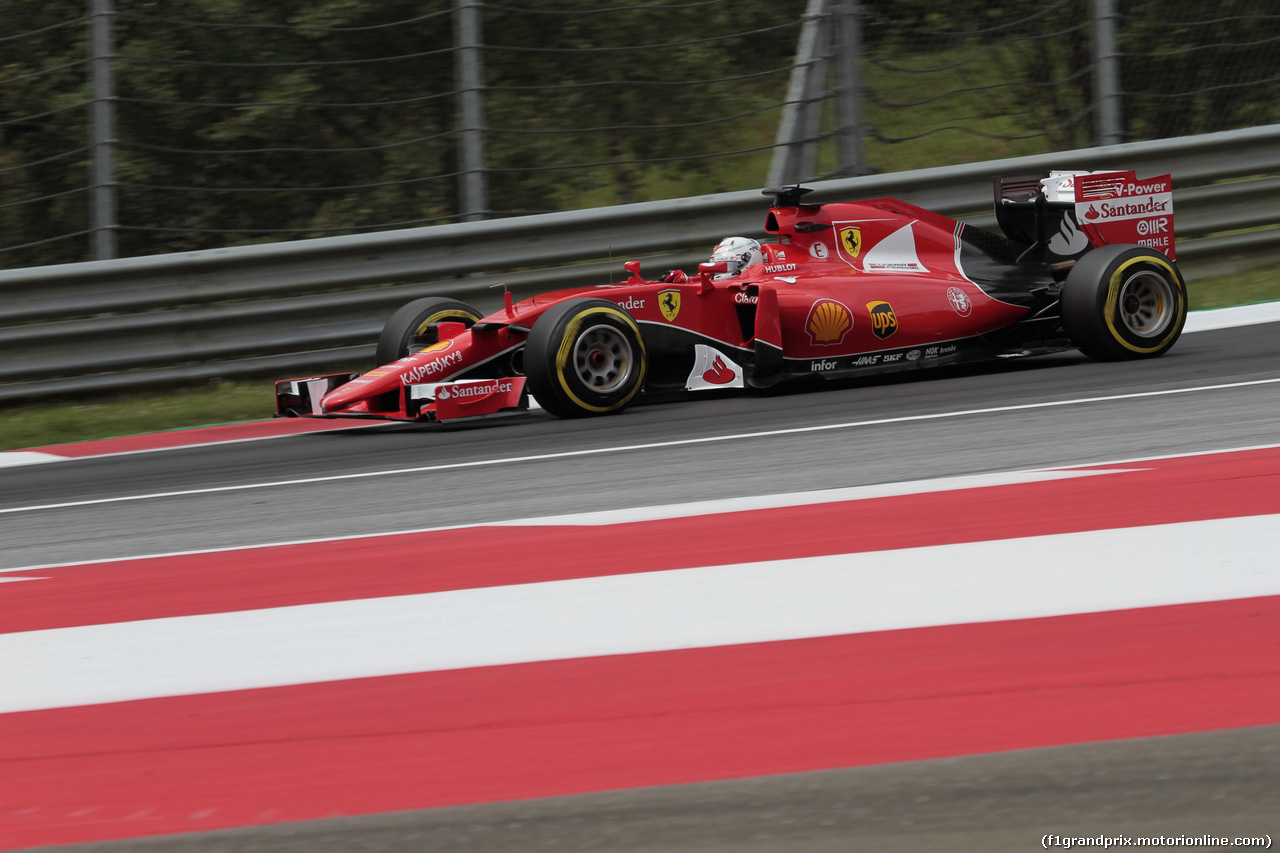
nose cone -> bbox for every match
[320,370,398,412]
[321,334,474,413]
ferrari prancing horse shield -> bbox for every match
[658,289,682,322]
[839,226,862,258]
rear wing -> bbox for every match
[994,170,1176,264]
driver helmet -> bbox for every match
[709,236,763,278]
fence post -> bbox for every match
[768,0,827,186]
[454,0,488,222]
[832,0,865,177]
[89,0,117,260]
[1092,0,1123,145]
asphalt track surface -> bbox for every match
[4,318,1280,851]
[4,322,1280,569]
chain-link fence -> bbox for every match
[853,0,1280,167]
[1,0,1277,269]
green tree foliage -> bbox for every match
[2,0,1277,270]
[481,1,801,209]
[1,0,802,267]
[1118,0,1280,141]
[860,0,1280,151]
[0,0,95,266]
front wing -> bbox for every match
[276,374,537,422]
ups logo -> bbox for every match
[867,301,898,339]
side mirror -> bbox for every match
[435,321,467,341]
[624,260,644,283]
[697,261,728,294]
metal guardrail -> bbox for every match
[3,124,1279,404]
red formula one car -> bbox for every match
[276,170,1188,422]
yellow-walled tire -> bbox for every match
[375,297,482,365]
[525,298,647,418]
[1061,245,1188,361]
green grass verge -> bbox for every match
[0,383,272,453]
[1,263,1277,453]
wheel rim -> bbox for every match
[1117,270,1175,338]
[573,324,633,392]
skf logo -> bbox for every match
[839,227,862,258]
[805,299,853,346]
[867,301,898,340]
[658,289,681,322]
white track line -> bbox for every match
[1,300,1276,472]
[2,376,1278,517]
[4,513,1277,714]
[0,467,1139,574]
[1183,300,1280,332]
[3,440,1277,575]
[0,451,66,469]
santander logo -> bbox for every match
[701,355,736,385]
[1048,214,1089,255]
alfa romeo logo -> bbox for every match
[947,287,972,317]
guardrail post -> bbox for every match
[454,0,488,222]
[89,0,118,260]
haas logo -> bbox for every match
[702,355,735,386]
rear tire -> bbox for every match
[1061,245,1187,360]
[525,298,647,418]
[375,297,482,365]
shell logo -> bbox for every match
[805,299,853,346]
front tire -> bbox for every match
[375,297,482,365]
[525,298,647,418]
[1061,245,1187,360]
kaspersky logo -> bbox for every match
[400,349,464,385]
